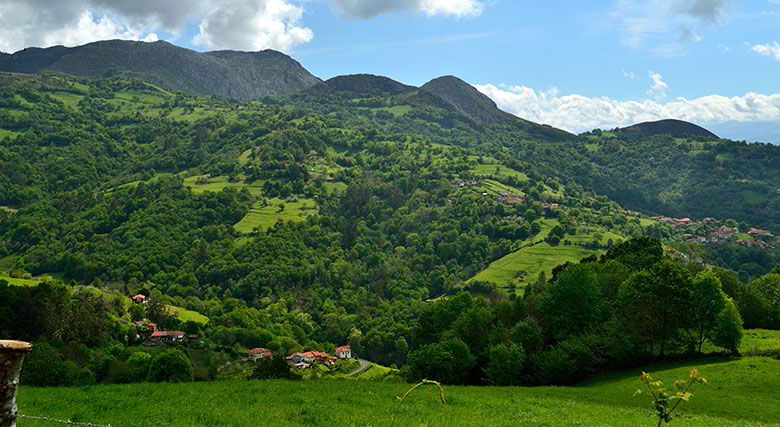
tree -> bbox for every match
[511,318,544,353]
[617,261,694,357]
[711,299,743,354]
[689,271,727,353]
[484,343,525,386]
[146,298,171,325]
[148,349,193,383]
[539,263,606,341]
[406,338,475,385]
[602,236,663,271]
[252,354,293,380]
[129,304,145,322]
[126,352,152,382]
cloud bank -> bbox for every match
[0,0,485,53]
[475,83,780,134]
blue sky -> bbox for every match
[2,0,779,140]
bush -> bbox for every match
[406,338,475,385]
[127,351,153,382]
[148,349,193,383]
[483,343,525,386]
[530,347,576,385]
[252,355,293,380]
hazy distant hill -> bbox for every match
[618,119,719,139]
[0,40,321,98]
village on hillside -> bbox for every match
[646,215,778,250]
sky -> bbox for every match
[1,0,779,141]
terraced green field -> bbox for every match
[470,164,529,181]
[233,197,318,233]
[184,175,264,197]
[470,220,624,288]
[0,273,57,286]
[0,205,18,213]
[17,357,779,426]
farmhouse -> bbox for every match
[248,348,273,361]
[151,330,186,343]
[748,228,773,237]
[542,203,559,210]
[335,345,352,359]
[132,294,147,304]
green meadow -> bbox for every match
[470,219,623,287]
[16,357,779,426]
[184,175,264,197]
[233,197,319,233]
[166,305,210,324]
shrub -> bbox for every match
[148,349,193,383]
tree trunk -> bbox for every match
[1,341,32,427]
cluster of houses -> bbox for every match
[246,345,353,370]
[668,218,779,249]
[133,320,191,344]
[650,216,694,227]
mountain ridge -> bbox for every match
[617,119,719,139]
[0,39,321,98]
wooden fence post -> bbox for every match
[0,341,32,427]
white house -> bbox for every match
[335,345,352,359]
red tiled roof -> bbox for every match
[249,348,272,354]
[151,330,185,337]
[335,346,351,352]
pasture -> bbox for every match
[16,357,779,426]
[469,220,624,288]
[233,197,318,233]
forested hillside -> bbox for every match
[0,70,778,388]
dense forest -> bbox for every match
[0,71,778,387]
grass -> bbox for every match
[238,149,253,166]
[0,273,57,286]
[0,128,20,139]
[701,329,780,355]
[166,305,209,324]
[0,205,18,213]
[470,164,529,181]
[16,357,778,426]
[469,221,624,287]
[233,197,318,233]
[322,181,348,195]
[184,175,264,197]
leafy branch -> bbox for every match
[634,368,707,426]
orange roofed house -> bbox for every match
[150,330,186,343]
[335,345,352,359]
[248,348,273,361]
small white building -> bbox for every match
[335,345,352,359]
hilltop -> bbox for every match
[618,119,719,139]
[0,39,320,98]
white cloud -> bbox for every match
[611,0,728,54]
[621,68,638,79]
[474,83,780,134]
[751,41,780,60]
[193,0,313,51]
[647,71,670,100]
[329,0,483,19]
[0,0,313,53]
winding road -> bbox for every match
[347,359,369,376]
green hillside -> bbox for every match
[17,357,779,426]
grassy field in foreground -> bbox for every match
[16,357,778,426]
[233,198,318,233]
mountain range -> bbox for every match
[0,39,721,140]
